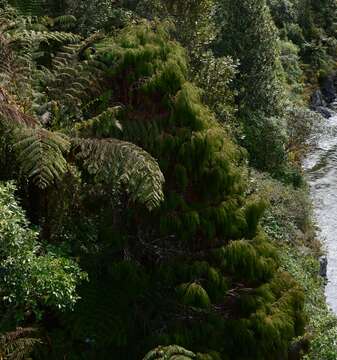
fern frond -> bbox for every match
[0,88,38,126]
[0,9,80,106]
[143,345,196,360]
[0,6,18,29]
[14,128,70,188]
[18,30,81,45]
[0,32,31,98]
[46,63,105,113]
[53,15,77,29]
[40,34,106,114]
[0,102,37,127]
[8,0,44,16]
[73,138,165,210]
[0,327,41,360]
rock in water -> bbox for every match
[319,256,328,278]
[322,75,337,104]
[311,89,327,109]
[317,106,332,118]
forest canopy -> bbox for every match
[0,0,336,359]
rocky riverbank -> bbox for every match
[311,73,337,118]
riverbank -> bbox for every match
[250,168,337,359]
[250,88,337,358]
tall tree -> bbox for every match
[47,23,304,359]
[0,3,306,359]
[216,0,285,117]
[216,0,287,172]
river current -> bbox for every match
[303,105,337,313]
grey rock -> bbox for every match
[316,106,333,119]
[311,89,327,109]
[322,75,337,104]
[319,256,328,278]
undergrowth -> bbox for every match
[252,170,337,359]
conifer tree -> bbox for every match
[216,0,288,171]
[50,24,305,359]
[216,0,285,117]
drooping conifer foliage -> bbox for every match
[18,21,303,359]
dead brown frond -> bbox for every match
[0,327,41,360]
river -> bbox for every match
[303,106,337,313]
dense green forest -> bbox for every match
[0,0,336,359]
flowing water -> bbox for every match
[303,105,337,313]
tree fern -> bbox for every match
[0,5,81,111]
[44,34,107,114]
[73,138,165,210]
[0,93,38,127]
[14,127,70,188]
[46,60,105,113]
[0,27,31,100]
